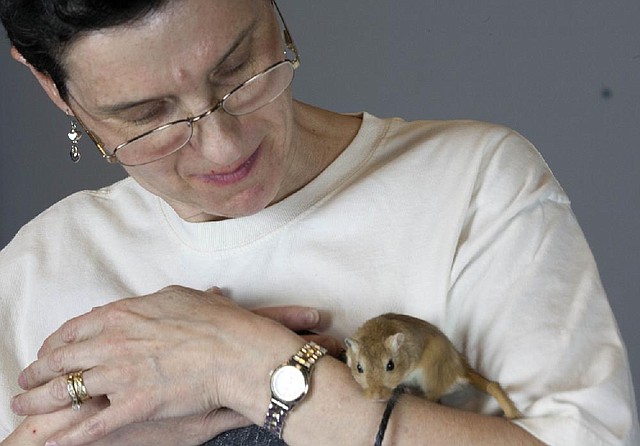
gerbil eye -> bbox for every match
[386,359,395,371]
[356,363,364,374]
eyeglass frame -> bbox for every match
[74,0,299,166]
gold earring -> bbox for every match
[68,119,82,163]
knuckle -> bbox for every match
[112,392,154,422]
[115,365,137,386]
[90,304,105,312]
[102,309,120,327]
[47,347,68,373]
[102,304,130,327]
[104,335,130,357]
[160,284,186,294]
[51,376,71,401]
[138,393,159,418]
[83,416,108,439]
[59,320,79,344]
[37,340,52,359]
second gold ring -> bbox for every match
[66,370,91,411]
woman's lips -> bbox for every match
[195,147,260,186]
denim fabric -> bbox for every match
[200,425,287,446]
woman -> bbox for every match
[0,0,637,445]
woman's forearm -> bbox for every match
[242,356,544,446]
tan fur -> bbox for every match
[344,313,521,419]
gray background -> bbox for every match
[1,1,638,406]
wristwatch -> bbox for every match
[263,341,327,438]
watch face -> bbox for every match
[271,365,307,402]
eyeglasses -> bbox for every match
[85,1,299,166]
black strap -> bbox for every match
[374,385,406,446]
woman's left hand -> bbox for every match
[10,286,340,446]
[3,396,249,446]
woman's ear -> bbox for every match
[11,46,72,114]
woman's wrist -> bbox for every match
[274,355,384,445]
[222,320,306,422]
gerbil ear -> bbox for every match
[11,46,71,114]
[344,337,360,354]
[384,332,405,353]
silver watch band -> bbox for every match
[263,342,327,438]
[264,398,289,438]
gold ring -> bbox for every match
[66,371,91,411]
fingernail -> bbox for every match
[10,395,22,414]
[304,309,319,325]
[17,372,27,389]
[45,441,60,446]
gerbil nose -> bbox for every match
[366,386,392,402]
[188,111,244,166]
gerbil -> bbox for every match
[344,313,521,419]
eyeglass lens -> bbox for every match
[115,61,294,166]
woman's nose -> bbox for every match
[188,111,245,166]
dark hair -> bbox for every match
[0,0,170,99]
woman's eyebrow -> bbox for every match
[93,18,259,115]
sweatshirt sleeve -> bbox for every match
[447,129,639,445]
[0,239,31,439]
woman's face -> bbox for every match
[64,0,298,221]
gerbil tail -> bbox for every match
[466,368,522,419]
